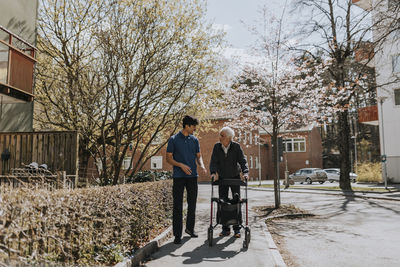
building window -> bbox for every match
[151,156,163,169]
[96,158,103,171]
[283,138,306,152]
[395,89,400,105]
[392,55,400,73]
[254,135,259,145]
[237,132,242,143]
[151,133,162,145]
[388,0,400,9]
[249,132,252,144]
[122,157,132,170]
[250,156,253,169]
[255,156,259,169]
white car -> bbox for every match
[323,168,357,183]
[288,168,328,184]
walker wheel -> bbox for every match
[208,226,213,247]
[243,227,250,248]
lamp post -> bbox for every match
[377,96,388,189]
[258,133,262,186]
[351,134,357,174]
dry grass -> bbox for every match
[0,180,172,265]
[356,162,382,183]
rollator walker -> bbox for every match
[207,177,251,248]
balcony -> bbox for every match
[358,105,378,126]
[0,25,36,103]
[352,0,372,11]
[354,41,375,68]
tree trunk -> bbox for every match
[78,140,91,180]
[272,117,280,208]
[338,111,352,190]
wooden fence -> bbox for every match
[0,131,79,176]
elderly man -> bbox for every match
[209,126,249,238]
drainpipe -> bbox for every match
[0,96,3,121]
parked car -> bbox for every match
[323,168,357,183]
[288,168,327,184]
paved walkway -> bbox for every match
[143,184,278,267]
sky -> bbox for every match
[205,0,290,56]
[205,0,295,76]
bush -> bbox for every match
[0,180,173,265]
[125,170,172,183]
[356,162,382,183]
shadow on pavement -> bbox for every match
[366,199,400,215]
[340,190,356,211]
[181,236,245,264]
[142,237,191,266]
[144,235,245,265]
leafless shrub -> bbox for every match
[0,180,172,265]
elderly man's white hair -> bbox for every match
[220,126,235,138]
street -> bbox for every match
[253,188,400,267]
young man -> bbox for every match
[166,115,207,244]
[209,126,248,238]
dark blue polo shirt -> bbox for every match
[167,131,200,178]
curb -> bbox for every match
[248,187,400,202]
[261,221,287,267]
[115,226,173,267]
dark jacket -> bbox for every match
[209,141,249,178]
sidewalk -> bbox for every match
[142,184,282,267]
[247,180,400,201]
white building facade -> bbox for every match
[354,0,400,182]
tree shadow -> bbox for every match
[366,199,400,215]
[252,206,275,220]
[340,190,356,212]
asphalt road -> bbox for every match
[256,188,400,267]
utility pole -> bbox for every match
[378,96,388,189]
[353,113,358,174]
[258,133,262,186]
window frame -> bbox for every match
[122,157,132,170]
[283,137,306,152]
[392,54,400,73]
[394,88,400,106]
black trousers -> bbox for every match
[218,176,241,231]
[173,177,198,238]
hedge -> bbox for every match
[0,180,173,265]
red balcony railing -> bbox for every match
[0,25,36,102]
[358,105,378,125]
